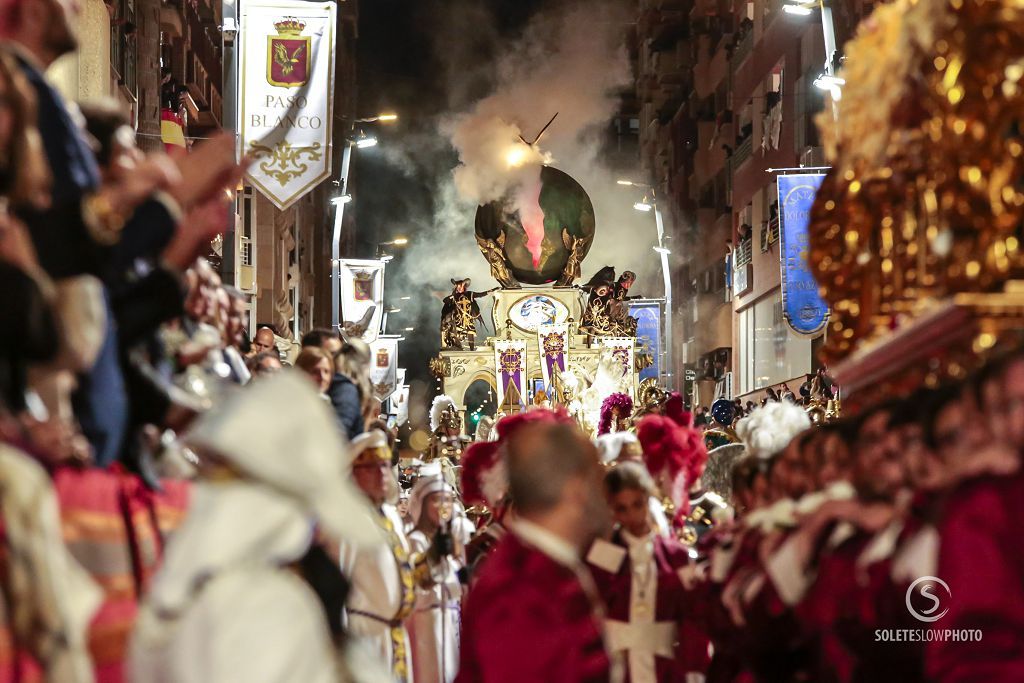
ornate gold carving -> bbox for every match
[248,141,323,186]
[429,355,450,379]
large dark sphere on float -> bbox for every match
[474,165,596,285]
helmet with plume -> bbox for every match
[636,413,708,521]
[735,401,811,460]
[598,393,634,435]
[430,394,459,432]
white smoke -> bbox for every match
[391,0,665,326]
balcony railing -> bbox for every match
[730,29,754,71]
[733,134,754,168]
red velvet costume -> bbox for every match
[590,530,709,682]
[457,533,611,683]
[927,471,1024,683]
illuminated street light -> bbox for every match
[355,112,399,123]
[618,181,674,386]
[783,2,814,16]
[331,194,352,206]
[355,136,379,149]
[813,74,845,90]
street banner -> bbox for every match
[628,300,662,383]
[369,335,400,401]
[778,173,830,336]
[239,0,337,209]
[393,384,410,426]
[537,323,570,395]
[338,258,385,342]
[494,340,528,410]
[600,337,636,396]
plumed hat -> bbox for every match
[598,393,634,435]
[636,413,708,519]
[735,401,811,460]
[430,394,458,432]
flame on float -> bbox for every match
[506,145,529,168]
[514,177,546,267]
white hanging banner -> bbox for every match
[369,335,400,401]
[494,339,528,410]
[393,385,410,426]
[239,0,337,209]
[338,258,385,342]
[600,337,636,397]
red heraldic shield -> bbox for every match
[267,19,310,87]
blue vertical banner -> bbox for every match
[629,300,662,382]
[778,174,829,336]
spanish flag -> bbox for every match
[160,109,187,151]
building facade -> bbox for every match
[49,0,360,342]
[634,0,877,406]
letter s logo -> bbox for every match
[906,576,951,622]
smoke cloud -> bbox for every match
[380,0,664,347]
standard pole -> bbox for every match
[331,142,353,329]
[221,0,239,286]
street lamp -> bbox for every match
[331,113,399,329]
[620,179,675,388]
[376,237,409,260]
[354,112,399,124]
[783,0,840,112]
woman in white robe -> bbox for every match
[405,475,464,683]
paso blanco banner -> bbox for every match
[369,335,400,401]
[338,258,385,342]
[239,0,336,210]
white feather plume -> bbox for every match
[735,401,811,460]
[430,394,457,432]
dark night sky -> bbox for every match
[351,0,548,396]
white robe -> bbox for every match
[132,567,340,683]
[406,530,463,683]
[130,481,375,682]
[339,504,415,681]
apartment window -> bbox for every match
[738,292,812,394]
[110,0,138,97]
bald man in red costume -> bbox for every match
[457,420,618,683]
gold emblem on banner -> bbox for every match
[352,270,375,301]
[267,18,311,87]
[247,141,323,186]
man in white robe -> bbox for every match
[129,372,386,683]
[341,431,444,683]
